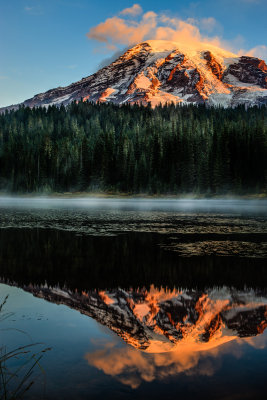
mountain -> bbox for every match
[6,283,267,353]
[2,40,267,111]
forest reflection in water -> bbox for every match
[1,227,267,290]
[0,199,267,399]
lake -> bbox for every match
[0,197,267,400]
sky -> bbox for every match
[0,0,266,107]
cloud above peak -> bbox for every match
[87,10,158,51]
[87,6,225,52]
[86,4,266,61]
[246,45,267,61]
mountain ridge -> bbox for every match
[3,282,267,353]
[1,40,267,111]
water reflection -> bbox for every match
[85,335,266,389]
[1,228,267,289]
[16,285,267,351]
[6,283,267,390]
[0,201,267,398]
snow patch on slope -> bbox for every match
[99,88,117,102]
[134,73,152,89]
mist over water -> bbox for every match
[1,196,267,215]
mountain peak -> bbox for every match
[137,39,237,57]
[1,40,266,111]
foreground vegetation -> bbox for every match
[0,102,266,194]
[0,296,49,400]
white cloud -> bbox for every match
[120,4,143,16]
[246,45,267,61]
[198,17,217,33]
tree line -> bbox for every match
[0,101,266,194]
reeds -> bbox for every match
[0,295,50,400]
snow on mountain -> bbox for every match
[2,40,267,111]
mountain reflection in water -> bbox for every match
[85,335,267,390]
[5,282,267,390]
[16,284,267,352]
[83,285,267,389]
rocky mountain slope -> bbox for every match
[7,283,267,353]
[2,40,267,111]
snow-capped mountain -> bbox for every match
[2,40,267,111]
[8,283,267,353]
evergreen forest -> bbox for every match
[0,101,266,195]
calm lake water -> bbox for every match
[0,197,267,400]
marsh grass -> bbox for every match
[0,295,51,400]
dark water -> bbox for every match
[0,197,267,400]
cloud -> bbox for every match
[186,17,217,33]
[97,47,130,69]
[153,18,207,45]
[86,329,267,390]
[87,11,157,50]
[85,336,246,389]
[86,5,233,53]
[199,17,217,33]
[87,4,266,60]
[120,4,143,16]
[24,5,44,15]
[246,45,267,61]
[66,64,78,69]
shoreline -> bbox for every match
[0,191,267,200]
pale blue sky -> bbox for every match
[0,0,266,107]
